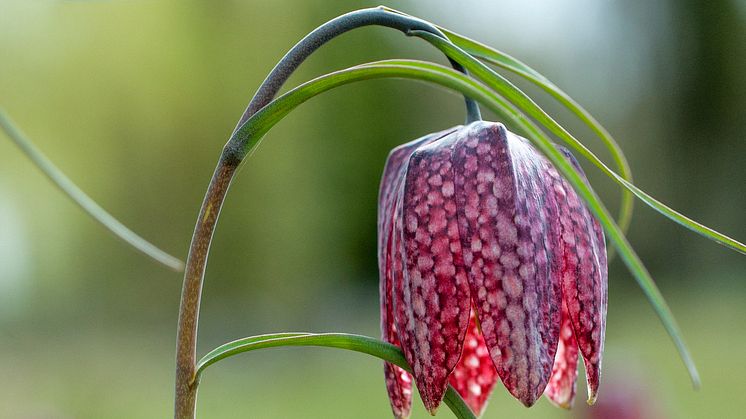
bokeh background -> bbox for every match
[1,0,744,418]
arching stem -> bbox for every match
[235,6,480,131]
[174,148,240,418]
[174,7,482,418]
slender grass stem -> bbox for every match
[0,109,183,271]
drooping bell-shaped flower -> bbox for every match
[377,122,607,417]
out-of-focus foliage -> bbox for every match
[0,0,743,418]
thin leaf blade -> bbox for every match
[197,332,477,419]
[0,109,184,271]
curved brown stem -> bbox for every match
[173,7,481,418]
[174,150,240,418]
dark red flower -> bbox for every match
[377,122,607,417]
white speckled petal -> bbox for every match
[395,131,472,414]
[452,122,561,407]
[378,128,458,418]
[548,147,607,404]
[545,302,579,408]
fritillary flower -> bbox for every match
[377,122,607,417]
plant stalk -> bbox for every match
[174,149,240,419]
[174,7,483,418]
[234,6,480,131]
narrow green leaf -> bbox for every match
[0,109,184,271]
[198,332,312,373]
[229,60,699,386]
[410,30,746,256]
[382,5,635,237]
[197,332,477,419]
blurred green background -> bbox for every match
[1,0,744,418]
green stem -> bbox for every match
[235,6,481,130]
[0,109,183,271]
[195,333,476,419]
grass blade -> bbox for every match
[197,332,477,418]
[0,109,184,271]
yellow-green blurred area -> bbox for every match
[1,0,744,418]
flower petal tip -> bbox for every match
[474,401,488,418]
[520,397,539,408]
[691,373,702,391]
[390,402,411,419]
[512,390,541,408]
[419,384,446,417]
[586,392,598,406]
[586,372,599,405]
